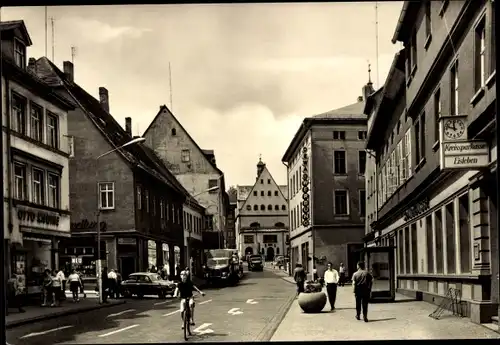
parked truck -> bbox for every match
[203,249,241,286]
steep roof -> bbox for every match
[312,100,366,120]
[144,105,223,175]
[0,20,33,46]
[34,57,188,196]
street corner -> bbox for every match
[6,299,126,329]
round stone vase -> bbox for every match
[298,291,327,313]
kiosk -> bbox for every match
[359,246,396,302]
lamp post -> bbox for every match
[95,137,145,304]
[186,186,219,271]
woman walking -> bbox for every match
[68,269,82,302]
[51,269,62,307]
[41,269,53,306]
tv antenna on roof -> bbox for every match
[71,46,77,64]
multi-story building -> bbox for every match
[235,158,289,261]
[282,81,373,279]
[1,21,76,295]
[182,199,205,277]
[34,58,187,279]
[226,187,238,249]
[367,0,497,324]
[143,105,230,247]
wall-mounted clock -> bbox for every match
[443,118,465,140]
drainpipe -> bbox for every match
[6,80,14,252]
[366,149,378,242]
[282,161,291,276]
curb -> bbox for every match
[256,292,296,341]
[6,300,127,329]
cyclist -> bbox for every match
[174,270,204,329]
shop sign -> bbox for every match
[71,219,107,231]
[403,198,430,221]
[118,238,137,245]
[301,146,311,227]
[17,209,60,226]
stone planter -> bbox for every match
[298,291,327,313]
[304,281,322,293]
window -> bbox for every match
[160,199,165,218]
[171,128,176,136]
[12,94,27,135]
[152,196,156,215]
[32,168,44,204]
[359,190,366,217]
[398,230,404,274]
[244,235,254,244]
[491,0,496,74]
[435,209,444,273]
[404,227,410,274]
[334,190,348,215]
[30,103,43,141]
[411,223,418,273]
[358,151,366,175]
[181,149,191,162]
[415,118,421,163]
[165,202,170,221]
[99,182,115,210]
[333,131,345,140]
[274,191,278,196]
[260,191,264,196]
[275,205,279,210]
[474,18,486,91]
[260,204,265,211]
[445,202,456,274]
[208,179,218,193]
[434,89,441,143]
[267,179,271,184]
[260,179,263,184]
[145,190,150,213]
[246,205,251,211]
[458,193,471,273]
[334,151,346,174]
[263,235,278,243]
[250,222,260,227]
[404,129,412,177]
[137,186,142,210]
[267,204,272,211]
[14,39,26,68]
[426,215,434,273]
[282,205,286,211]
[253,205,258,211]
[47,113,59,149]
[48,173,60,208]
[14,163,26,200]
[415,112,426,163]
[358,131,367,140]
[450,60,459,116]
[407,31,417,78]
[253,191,257,196]
[425,1,432,41]
[267,191,271,196]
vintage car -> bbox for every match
[248,254,264,271]
[121,272,176,299]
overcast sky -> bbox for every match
[2,3,403,187]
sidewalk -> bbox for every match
[6,297,125,329]
[270,285,500,340]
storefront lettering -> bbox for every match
[71,219,107,231]
[17,210,59,226]
[403,198,430,221]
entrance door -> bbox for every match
[120,256,136,280]
[266,247,275,261]
[245,247,253,257]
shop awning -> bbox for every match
[20,226,71,238]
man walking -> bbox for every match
[323,262,339,311]
[352,261,373,322]
[339,263,346,287]
[293,263,306,296]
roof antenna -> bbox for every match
[375,1,380,87]
[368,61,372,85]
[169,62,173,111]
[71,46,77,64]
[44,7,48,57]
[50,17,55,62]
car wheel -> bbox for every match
[123,289,132,298]
[137,292,144,299]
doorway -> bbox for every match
[119,256,136,280]
[266,247,275,261]
[245,247,253,256]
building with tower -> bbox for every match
[235,158,289,262]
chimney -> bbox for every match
[63,61,74,82]
[99,87,110,113]
[125,117,132,137]
[357,96,364,102]
[28,58,36,73]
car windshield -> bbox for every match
[150,274,159,281]
[207,258,229,266]
[250,256,262,261]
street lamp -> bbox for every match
[186,186,219,272]
[95,137,145,304]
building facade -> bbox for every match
[1,21,76,295]
[367,0,497,324]
[183,199,205,277]
[235,159,289,261]
[143,105,230,247]
[34,59,187,280]
[282,83,372,279]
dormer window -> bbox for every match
[14,39,26,69]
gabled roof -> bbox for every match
[312,100,366,120]
[34,57,188,196]
[144,105,223,175]
[0,20,33,46]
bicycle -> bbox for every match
[182,297,192,341]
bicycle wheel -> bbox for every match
[184,311,189,341]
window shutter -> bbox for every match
[405,129,412,177]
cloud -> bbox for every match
[59,17,152,43]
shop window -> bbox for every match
[458,193,471,273]
[445,202,456,274]
[398,230,404,274]
[426,215,434,274]
[404,226,410,274]
[411,223,418,274]
[434,209,444,273]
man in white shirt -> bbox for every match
[323,262,339,311]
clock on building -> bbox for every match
[443,118,465,140]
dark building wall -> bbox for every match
[68,107,135,231]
